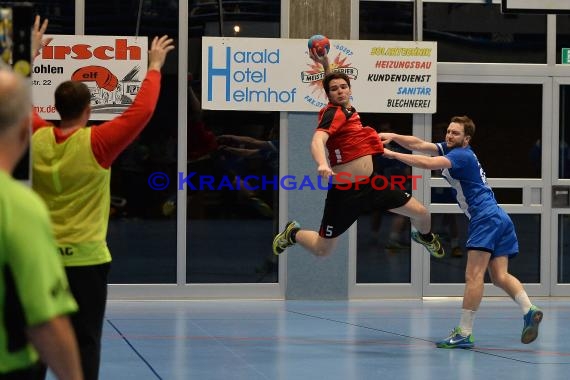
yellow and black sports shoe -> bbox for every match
[411,231,445,258]
[272,221,300,255]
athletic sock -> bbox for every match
[419,232,434,242]
[459,309,475,336]
[514,290,532,315]
[290,228,299,243]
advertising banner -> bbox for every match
[32,35,148,120]
[202,37,437,113]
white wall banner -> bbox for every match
[202,37,437,113]
[32,35,148,120]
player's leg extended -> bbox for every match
[296,231,339,257]
[390,197,444,258]
[488,256,543,344]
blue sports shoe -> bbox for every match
[436,327,474,349]
[521,305,543,344]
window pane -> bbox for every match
[86,2,177,36]
[493,188,523,204]
[359,1,413,41]
[433,83,542,179]
[423,3,546,63]
[431,214,540,284]
[85,0,180,283]
[32,0,75,34]
[558,215,570,283]
[186,111,279,283]
[431,188,523,206]
[559,86,570,178]
[431,187,454,204]
[556,15,570,64]
[357,114,413,283]
[187,0,280,284]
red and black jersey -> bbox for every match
[316,103,383,166]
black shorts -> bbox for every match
[318,178,412,238]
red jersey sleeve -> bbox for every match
[91,70,161,168]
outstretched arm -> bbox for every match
[383,148,451,170]
[31,15,52,60]
[91,35,175,168]
[147,35,175,71]
[380,132,438,155]
[31,16,54,133]
[309,49,331,75]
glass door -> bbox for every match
[551,79,570,295]
[350,76,552,298]
[422,76,552,297]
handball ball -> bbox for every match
[308,34,330,57]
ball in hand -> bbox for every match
[308,34,330,57]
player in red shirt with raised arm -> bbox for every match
[273,58,443,259]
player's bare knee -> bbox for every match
[407,200,429,220]
[490,272,508,288]
[313,238,335,257]
[316,243,334,257]
[465,270,485,284]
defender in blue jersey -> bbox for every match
[381,116,543,349]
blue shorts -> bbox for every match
[466,208,519,258]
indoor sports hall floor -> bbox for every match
[47,298,570,380]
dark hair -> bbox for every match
[323,72,350,94]
[55,81,91,120]
[451,115,475,138]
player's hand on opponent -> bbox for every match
[379,132,396,145]
[32,15,52,59]
[148,35,175,71]
[317,163,336,180]
[382,148,396,159]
